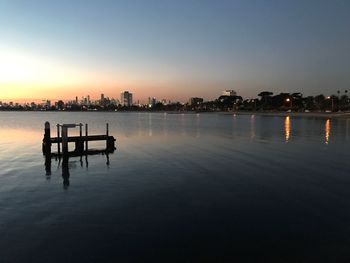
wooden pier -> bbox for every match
[42,121,116,156]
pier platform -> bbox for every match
[42,122,116,156]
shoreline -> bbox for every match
[224,111,350,118]
[2,110,350,118]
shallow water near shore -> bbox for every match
[1,111,350,262]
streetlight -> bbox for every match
[327,96,334,112]
[286,98,292,111]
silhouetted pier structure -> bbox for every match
[42,121,116,157]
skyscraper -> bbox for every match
[120,91,133,107]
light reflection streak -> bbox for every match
[325,119,331,144]
[250,115,255,139]
[284,116,291,142]
[148,113,152,137]
[195,113,200,138]
[231,114,237,137]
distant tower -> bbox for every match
[121,91,133,107]
[75,96,78,104]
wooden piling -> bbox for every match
[85,123,88,152]
[43,121,51,155]
[79,123,83,137]
[62,125,68,155]
[57,124,61,154]
[106,123,109,149]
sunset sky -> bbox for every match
[0,0,349,103]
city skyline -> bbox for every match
[1,1,350,102]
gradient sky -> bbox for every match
[0,0,349,103]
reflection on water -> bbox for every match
[284,116,291,142]
[250,114,255,139]
[325,119,331,144]
[44,153,111,189]
[232,114,237,138]
[195,113,200,138]
[1,112,350,262]
[62,156,70,189]
[148,113,152,137]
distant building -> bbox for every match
[148,97,157,107]
[121,91,133,106]
[222,90,237,97]
[189,97,203,106]
[45,100,51,108]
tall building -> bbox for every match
[148,97,157,107]
[121,91,133,107]
[222,90,237,97]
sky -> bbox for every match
[0,0,349,103]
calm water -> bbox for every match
[1,112,350,262]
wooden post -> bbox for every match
[57,124,61,154]
[79,123,83,137]
[62,125,68,155]
[44,121,51,155]
[85,123,88,153]
[106,123,109,149]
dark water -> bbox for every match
[1,112,350,262]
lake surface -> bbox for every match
[1,112,350,262]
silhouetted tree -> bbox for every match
[314,94,325,110]
[304,96,315,110]
[57,100,65,110]
[258,91,273,110]
[217,95,242,111]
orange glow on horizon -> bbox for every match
[0,46,227,103]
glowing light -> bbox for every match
[0,46,105,100]
[250,114,255,139]
[325,119,331,144]
[285,116,291,142]
[0,48,76,84]
[286,98,290,102]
